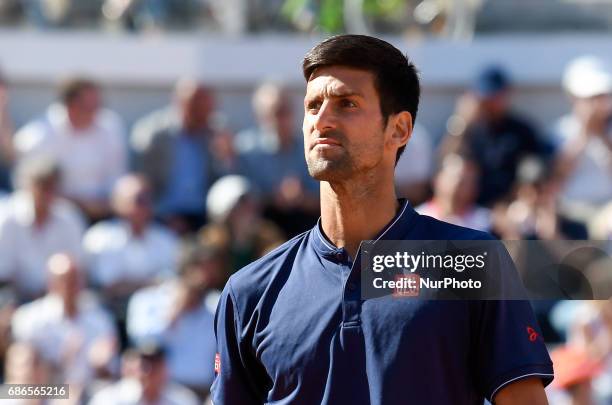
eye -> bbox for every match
[340,98,357,108]
[306,99,322,112]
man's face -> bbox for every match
[70,87,100,126]
[303,66,391,182]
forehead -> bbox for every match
[305,66,377,98]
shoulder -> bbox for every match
[83,220,124,251]
[131,107,177,151]
[225,230,311,304]
[13,118,52,154]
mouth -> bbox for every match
[312,138,342,149]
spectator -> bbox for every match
[126,242,223,400]
[83,173,178,301]
[0,70,14,194]
[394,122,433,206]
[492,157,588,241]
[201,175,285,274]
[131,78,222,234]
[439,65,554,207]
[552,55,612,222]
[11,253,118,392]
[89,344,199,405]
[0,157,85,301]
[4,342,51,385]
[550,301,612,404]
[416,153,491,232]
[235,81,318,236]
[13,77,127,221]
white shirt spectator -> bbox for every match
[0,191,85,297]
[13,103,127,201]
[83,220,178,287]
[88,378,199,405]
[127,281,219,389]
[11,292,118,385]
[416,200,492,232]
[552,114,612,206]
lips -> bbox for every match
[312,138,342,149]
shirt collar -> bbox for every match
[310,199,417,260]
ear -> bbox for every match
[389,111,413,149]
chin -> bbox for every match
[306,158,350,182]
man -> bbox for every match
[83,173,178,300]
[552,55,612,222]
[11,253,118,392]
[131,78,222,233]
[212,35,553,404]
[88,343,199,405]
[13,78,127,221]
[235,82,319,236]
[439,65,554,207]
[0,157,85,301]
[417,153,490,232]
[127,242,224,400]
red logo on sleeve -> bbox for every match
[526,326,539,342]
[215,353,221,374]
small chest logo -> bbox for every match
[526,326,539,342]
[215,353,221,374]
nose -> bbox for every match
[312,100,337,133]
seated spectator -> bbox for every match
[417,153,490,232]
[492,157,588,241]
[394,122,433,206]
[131,78,224,234]
[550,301,612,404]
[126,242,223,400]
[201,175,285,274]
[4,342,51,385]
[83,173,178,302]
[89,343,199,405]
[11,254,118,392]
[13,77,127,222]
[439,65,554,207]
[552,55,612,221]
[0,157,85,301]
[235,81,319,236]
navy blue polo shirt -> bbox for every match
[211,200,554,404]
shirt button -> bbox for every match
[335,252,344,261]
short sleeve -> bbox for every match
[473,299,554,402]
[210,280,266,405]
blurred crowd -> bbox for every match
[0,0,411,34]
[0,53,610,404]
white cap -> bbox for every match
[206,175,252,222]
[563,55,612,98]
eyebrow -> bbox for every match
[305,89,364,102]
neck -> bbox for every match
[33,205,50,228]
[129,221,147,238]
[62,298,78,319]
[320,173,398,258]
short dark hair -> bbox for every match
[302,34,420,163]
[58,77,98,105]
